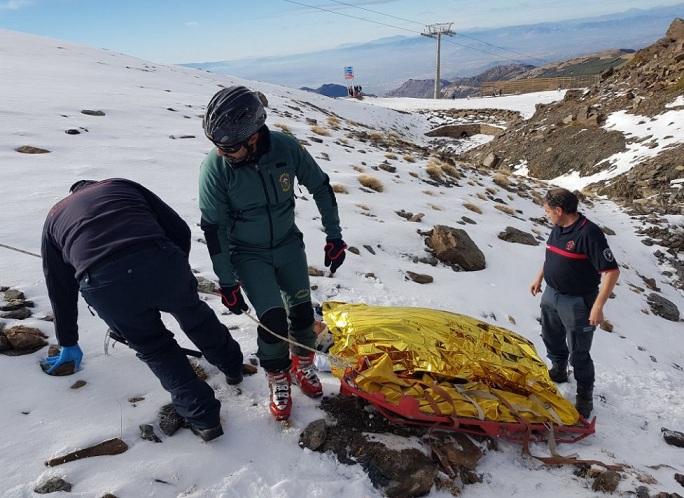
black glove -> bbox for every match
[220,284,249,315]
[324,238,347,274]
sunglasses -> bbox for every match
[215,140,248,154]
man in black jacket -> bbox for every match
[530,188,619,419]
[41,178,243,441]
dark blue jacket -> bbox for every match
[41,178,190,346]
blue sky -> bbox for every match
[0,0,681,63]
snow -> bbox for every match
[361,90,567,119]
[1,29,683,497]
[550,103,684,191]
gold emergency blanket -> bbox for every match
[324,302,580,426]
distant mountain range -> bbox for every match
[183,4,684,95]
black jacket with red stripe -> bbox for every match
[543,214,618,295]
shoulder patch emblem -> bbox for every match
[565,240,576,251]
[603,248,614,262]
[279,172,291,192]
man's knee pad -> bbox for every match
[289,301,314,331]
[258,307,288,344]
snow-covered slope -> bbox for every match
[1,30,683,497]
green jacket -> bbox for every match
[199,129,342,287]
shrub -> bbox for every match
[403,154,416,163]
[311,125,330,136]
[384,153,398,160]
[332,183,348,194]
[494,204,515,215]
[273,122,291,134]
[358,174,384,192]
[463,202,482,214]
[327,116,341,129]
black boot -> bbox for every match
[190,423,224,442]
[575,384,594,419]
[548,362,568,383]
[225,369,243,386]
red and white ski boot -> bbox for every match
[290,352,323,398]
[267,370,292,421]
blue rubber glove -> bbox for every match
[41,345,83,374]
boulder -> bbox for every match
[497,226,539,246]
[195,276,217,294]
[482,152,500,168]
[405,271,433,284]
[4,326,47,351]
[666,18,684,41]
[425,225,486,271]
[592,470,621,493]
[34,477,72,494]
[647,293,680,321]
[299,419,328,451]
[662,427,684,447]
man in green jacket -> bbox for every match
[199,86,347,421]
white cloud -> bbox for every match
[185,21,199,27]
[0,0,31,10]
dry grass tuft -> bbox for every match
[332,183,348,194]
[352,165,365,173]
[358,174,384,192]
[384,153,398,160]
[311,125,330,136]
[327,116,341,129]
[463,202,482,214]
[441,164,460,178]
[355,203,370,211]
[494,204,515,215]
[403,154,416,163]
[492,173,512,189]
[476,192,488,201]
[429,203,443,211]
[485,186,498,195]
[273,122,292,134]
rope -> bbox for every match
[242,310,354,370]
[0,243,41,258]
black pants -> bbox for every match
[540,286,596,387]
[79,240,243,429]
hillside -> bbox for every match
[1,28,683,498]
[385,78,450,98]
[514,49,634,79]
[462,19,684,211]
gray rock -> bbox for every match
[15,146,50,154]
[675,473,684,487]
[405,271,433,284]
[647,294,680,322]
[299,419,328,451]
[348,246,360,255]
[363,245,376,255]
[4,289,25,300]
[70,380,87,389]
[498,226,539,246]
[425,225,486,271]
[662,427,684,447]
[34,477,72,494]
[0,307,31,320]
[81,109,106,116]
[195,276,217,294]
[592,469,621,493]
[140,424,162,443]
[308,266,325,277]
[482,152,500,168]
